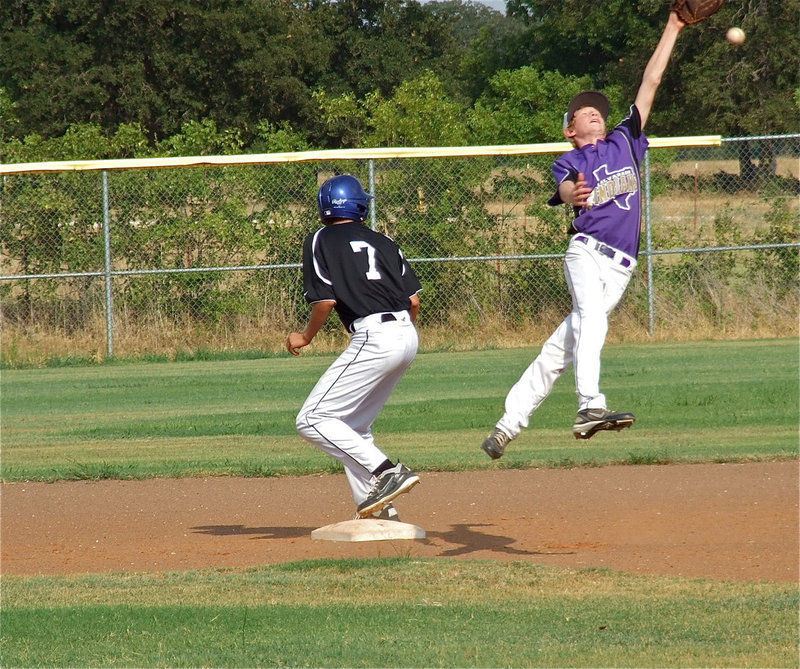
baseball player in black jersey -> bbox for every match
[287,174,422,520]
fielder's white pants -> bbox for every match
[296,311,418,505]
[497,236,635,438]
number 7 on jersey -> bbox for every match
[350,240,382,280]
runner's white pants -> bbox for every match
[497,237,635,438]
[296,311,418,504]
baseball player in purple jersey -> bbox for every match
[287,174,422,519]
[482,12,686,457]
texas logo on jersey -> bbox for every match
[585,164,638,211]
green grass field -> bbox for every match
[1,339,797,481]
[2,338,798,667]
[4,560,798,668]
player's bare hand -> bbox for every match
[286,332,310,356]
[569,172,592,208]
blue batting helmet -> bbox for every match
[317,175,374,223]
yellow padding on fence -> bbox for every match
[0,136,722,175]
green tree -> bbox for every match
[505,0,799,139]
[0,0,330,141]
[311,90,371,149]
[679,0,799,136]
[505,0,659,81]
[364,70,471,147]
[313,70,470,148]
[469,67,618,144]
[422,1,530,102]
[311,0,461,97]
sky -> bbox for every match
[471,0,506,11]
[421,0,507,13]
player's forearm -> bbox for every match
[286,300,334,355]
[635,12,684,127]
[408,293,420,323]
[301,301,335,341]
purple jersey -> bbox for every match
[302,221,422,331]
[548,105,648,257]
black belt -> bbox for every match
[348,312,399,334]
[574,235,632,268]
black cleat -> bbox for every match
[481,428,512,460]
[357,463,420,518]
[573,408,635,440]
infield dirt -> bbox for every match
[3,461,797,582]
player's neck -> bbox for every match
[575,135,604,149]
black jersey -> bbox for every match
[301,221,422,331]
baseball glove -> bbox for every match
[670,0,724,24]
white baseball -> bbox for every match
[726,27,745,45]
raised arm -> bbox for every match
[635,12,685,130]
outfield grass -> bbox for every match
[1,339,797,481]
[3,559,798,668]
[2,339,798,668]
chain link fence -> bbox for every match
[1,135,798,365]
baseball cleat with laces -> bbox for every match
[573,408,635,439]
[356,463,419,518]
[481,428,512,460]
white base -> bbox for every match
[311,518,426,543]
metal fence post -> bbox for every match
[368,159,376,231]
[643,151,655,337]
[102,170,114,358]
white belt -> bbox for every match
[349,310,410,333]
